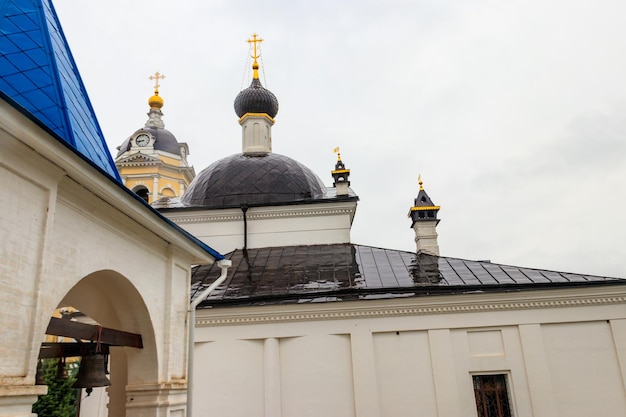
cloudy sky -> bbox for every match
[53,0,626,278]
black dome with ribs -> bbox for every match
[234,78,279,118]
[182,153,326,208]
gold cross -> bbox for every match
[149,71,166,93]
[247,34,263,61]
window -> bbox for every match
[132,186,150,203]
[473,374,512,417]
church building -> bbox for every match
[150,36,626,417]
[115,73,194,204]
[1,2,626,417]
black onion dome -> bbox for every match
[182,153,326,208]
[116,127,181,157]
[234,78,279,118]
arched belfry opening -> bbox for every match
[132,186,150,203]
[38,270,157,417]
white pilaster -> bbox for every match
[428,329,460,417]
[152,176,159,202]
[609,319,626,392]
[518,324,559,417]
[264,338,281,417]
[350,327,381,417]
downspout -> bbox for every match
[241,204,249,250]
[187,259,231,417]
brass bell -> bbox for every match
[72,354,110,395]
[35,360,46,385]
[56,357,68,381]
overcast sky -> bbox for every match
[53,0,626,278]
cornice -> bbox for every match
[172,205,356,224]
[195,291,626,326]
[117,161,160,167]
[116,153,161,167]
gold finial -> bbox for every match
[247,34,263,79]
[418,175,424,191]
[333,147,341,161]
[148,72,166,109]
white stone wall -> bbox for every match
[193,287,626,417]
[166,201,357,254]
[0,99,212,417]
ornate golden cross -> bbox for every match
[247,34,263,61]
[149,71,166,92]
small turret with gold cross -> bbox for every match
[331,147,351,196]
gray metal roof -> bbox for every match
[181,153,328,208]
[116,127,183,157]
[192,244,625,307]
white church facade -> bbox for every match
[1,2,626,417]
[154,36,626,417]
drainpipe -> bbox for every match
[187,259,231,417]
[241,204,249,250]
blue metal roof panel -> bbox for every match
[0,0,120,180]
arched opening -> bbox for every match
[40,270,157,417]
[132,186,150,203]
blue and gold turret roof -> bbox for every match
[0,0,120,181]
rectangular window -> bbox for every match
[473,374,512,417]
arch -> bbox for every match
[160,186,176,198]
[132,185,150,202]
[56,270,158,416]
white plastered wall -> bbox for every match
[192,287,626,417]
[165,201,357,254]
[0,99,210,417]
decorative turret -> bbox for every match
[146,71,165,129]
[234,34,279,153]
[331,147,351,196]
[408,176,441,256]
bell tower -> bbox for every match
[115,73,195,204]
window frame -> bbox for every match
[471,372,515,417]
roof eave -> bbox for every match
[0,96,223,263]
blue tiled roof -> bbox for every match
[0,0,120,180]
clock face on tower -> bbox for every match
[135,134,150,147]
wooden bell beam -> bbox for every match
[38,342,110,359]
[45,317,143,348]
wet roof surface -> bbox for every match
[192,244,625,307]
[0,0,120,180]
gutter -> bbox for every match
[186,259,232,417]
